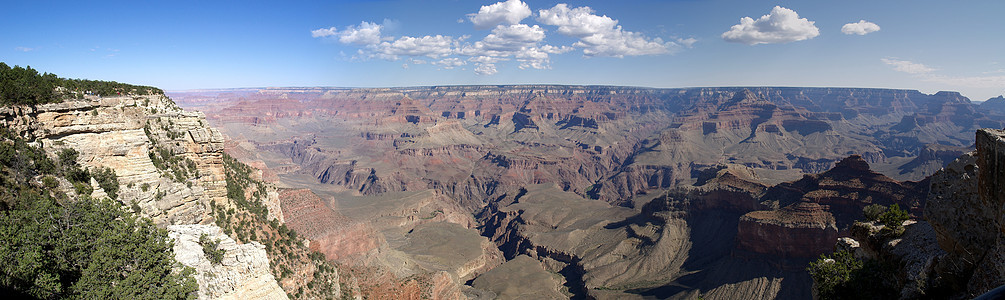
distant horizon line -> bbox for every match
[164,85,1000,101]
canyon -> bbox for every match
[166,85,1004,298]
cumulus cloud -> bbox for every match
[313,1,687,75]
[479,24,546,52]
[882,58,935,74]
[311,27,337,38]
[312,21,384,45]
[722,6,820,45]
[841,20,880,35]
[468,0,532,30]
[433,58,466,69]
[537,3,682,57]
[474,63,498,75]
[456,24,569,72]
[370,35,459,60]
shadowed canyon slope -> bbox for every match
[170,86,1001,298]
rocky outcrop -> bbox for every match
[829,128,1005,299]
[168,224,287,300]
[0,95,226,225]
[737,202,838,258]
[962,129,1005,293]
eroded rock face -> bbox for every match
[0,95,227,225]
[168,224,287,300]
[966,129,1005,293]
[737,202,838,258]
[171,86,999,211]
[925,153,992,266]
[168,86,1005,299]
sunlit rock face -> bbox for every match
[0,95,227,225]
[169,224,288,300]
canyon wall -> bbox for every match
[0,95,339,299]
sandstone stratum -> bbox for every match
[163,85,1005,298]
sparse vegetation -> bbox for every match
[92,166,120,200]
[199,234,226,265]
[216,153,340,299]
[879,204,909,236]
[862,204,885,221]
[148,146,199,183]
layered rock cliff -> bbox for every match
[0,93,339,300]
[0,95,225,225]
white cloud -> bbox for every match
[841,20,880,35]
[538,4,618,38]
[882,58,935,74]
[14,46,35,52]
[474,63,498,75]
[456,24,565,71]
[371,35,459,60]
[311,27,337,38]
[475,24,545,52]
[722,6,820,45]
[433,58,466,69]
[312,21,384,45]
[677,38,698,48]
[468,0,532,30]
[537,3,682,57]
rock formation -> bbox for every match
[0,94,337,299]
[0,95,226,225]
[830,128,1005,299]
[169,224,287,300]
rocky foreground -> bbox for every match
[167,85,1005,298]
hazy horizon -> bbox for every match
[3,0,1004,101]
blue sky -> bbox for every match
[2,0,1004,101]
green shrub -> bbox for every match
[41,176,58,189]
[91,167,119,200]
[808,250,899,300]
[199,234,225,265]
[862,204,886,221]
[73,181,93,196]
[879,204,908,227]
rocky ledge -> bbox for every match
[169,224,287,300]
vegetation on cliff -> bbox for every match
[216,153,342,299]
[807,204,911,299]
[0,62,162,106]
[0,128,197,299]
[807,250,898,300]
